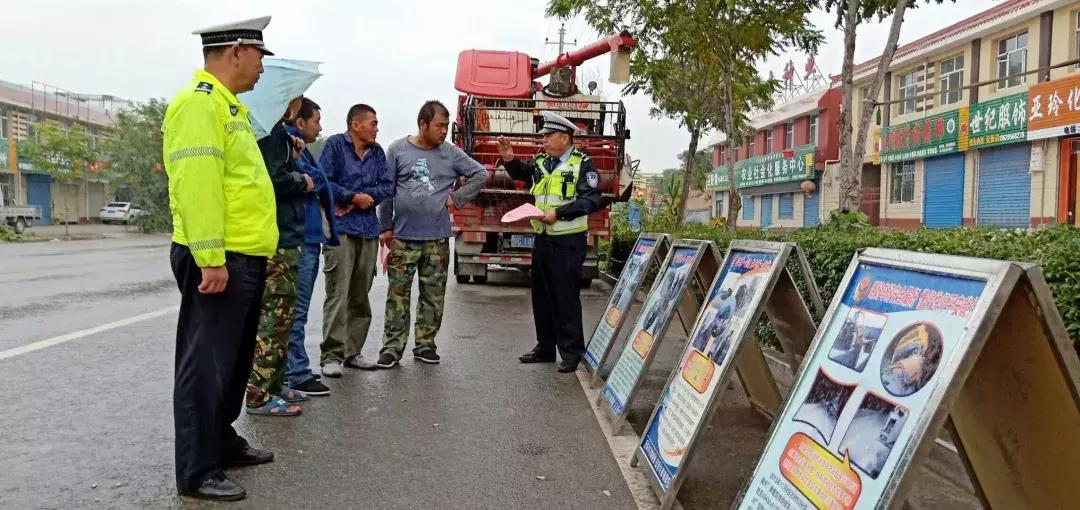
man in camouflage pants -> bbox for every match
[246,99,313,415]
[375,101,486,368]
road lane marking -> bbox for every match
[575,370,683,510]
[0,305,179,362]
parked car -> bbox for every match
[100,202,147,224]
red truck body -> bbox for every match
[450,34,635,284]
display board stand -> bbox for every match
[597,239,720,436]
[582,233,671,388]
[734,249,1080,510]
[629,240,821,509]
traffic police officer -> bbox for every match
[497,112,604,373]
[164,16,278,501]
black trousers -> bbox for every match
[530,232,587,361]
[170,243,267,491]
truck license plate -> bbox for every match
[510,235,534,249]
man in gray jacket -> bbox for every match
[375,100,486,367]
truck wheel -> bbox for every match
[13,218,26,234]
[472,275,488,284]
[456,275,471,284]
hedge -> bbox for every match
[604,212,1080,351]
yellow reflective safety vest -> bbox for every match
[530,151,589,235]
[163,69,278,267]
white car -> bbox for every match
[99,202,146,224]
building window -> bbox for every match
[997,32,1028,89]
[889,161,916,204]
[939,55,964,106]
[1075,12,1080,69]
[766,130,774,153]
[0,113,5,139]
[715,192,725,218]
[898,71,918,115]
[748,136,756,157]
[785,122,794,149]
[808,115,818,146]
[778,193,794,219]
[742,195,755,220]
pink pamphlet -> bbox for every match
[502,203,545,223]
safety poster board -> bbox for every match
[734,249,1080,510]
[598,240,715,434]
[583,233,671,384]
[633,240,820,509]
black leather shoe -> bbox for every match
[519,350,556,363]
[558,359,581,373]
[222,446,274,468]
[179,474,246,501]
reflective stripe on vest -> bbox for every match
[530,152,588,235]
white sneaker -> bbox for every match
[321,362,343,378]
[344,354,377,370]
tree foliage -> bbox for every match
[548,0,821,229]
[103,99,170,232]
[23,120,96,237]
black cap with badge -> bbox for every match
[192,15,275,56]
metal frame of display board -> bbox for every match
[732,248,1080,510]
[630,240,821,510]
[582,232,671,388]
[597,239,720,436]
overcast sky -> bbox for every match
[4,0,1000,173]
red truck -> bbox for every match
[450,32,637,286]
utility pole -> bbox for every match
[544,23,576,54]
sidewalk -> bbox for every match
[23,223,141,241]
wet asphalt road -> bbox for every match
[0,235,636,509]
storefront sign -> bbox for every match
[964,92,1028,149]
[881,110,960,163]
[584,234,669,381]
[1027,73,1080,140]
[707,144,816,191]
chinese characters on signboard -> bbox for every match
[880,110,960,163]
[1027,73,1080,140]
[964,92,1027,149]
[707,144,815,191]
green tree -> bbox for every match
[103,100,170,232]
[678,147,712,192]
[825,0,952,213]
[548,0,821,230]
[24,120,95,238]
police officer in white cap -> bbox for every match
[497,112,605,373]
[164,16,277,501]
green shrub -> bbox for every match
[605,221,1080,350]
[0,225,23,242]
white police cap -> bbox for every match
[193,16,274,56]
[538,111,580,135]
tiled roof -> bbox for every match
[843,0,1052,80]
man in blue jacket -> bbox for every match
[317,104,394,376]
[284,98,336,396]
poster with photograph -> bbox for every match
[639,250,777,491]
[602,245,700,416]
[584,236,659,372]
[738,262,987,510]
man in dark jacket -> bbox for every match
[245,97,313,416]
[284,98,336,396]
